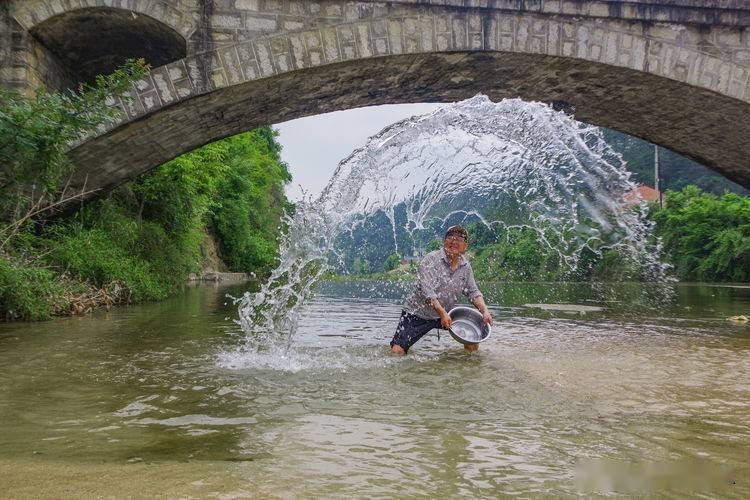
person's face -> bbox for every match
[444,234,468,256]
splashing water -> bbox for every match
[231,95,670,352]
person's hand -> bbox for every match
[482,310,493,325]
[440,312,452,330]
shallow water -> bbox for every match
[1,281,749,498]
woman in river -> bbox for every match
[390,225,493,355]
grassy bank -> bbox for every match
[1,77,292,321]
[322,269,416,282]
[0,64,293,320]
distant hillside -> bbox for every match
[601,129,748,196]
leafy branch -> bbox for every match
[0,59,149,237]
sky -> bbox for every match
[274,103,443,201]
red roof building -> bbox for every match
[624,184,661,206]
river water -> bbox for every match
[1,281,749,498]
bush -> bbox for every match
[383,253,401,272]
[1,62,292,320]
[46,224,169,302]
[0,60,148,235]
[473,228,563,281]
[31,128,293,307]
[587,248,641,282]
[426,239,441,252]
[210,130,292,275]
[650,186,750,282]
[0,257,61,321]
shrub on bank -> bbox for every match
[0,60,148,242]
[210,130,292,273]
[472,228,565,281]
[0,127,293,321]
[45,224,170,303]
[650,186,750,282]
[0,257,61,321]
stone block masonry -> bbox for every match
[2,0,750,199]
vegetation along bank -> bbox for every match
[0,61,292,321]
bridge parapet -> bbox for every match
[6,1,750,96]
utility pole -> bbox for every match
[654,145,663,208]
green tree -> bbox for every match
[467,222,498,247]
[472,228,563,281]
[1,121,292,320]
[426,239,441,252]
[650,186,750,282]
[133,137,230,233]
[210,129,292,274]
[352,257,372,275]
[383,253,401,272]
[0,60,149,320]
[0,59,149,243]
[40,128,293,307]
[587,248,641,282]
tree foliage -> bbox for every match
[0,59,149,232]
[1,63,292,320]
[425,239,441,252]
[383,253,401,272]
[42,128,293,296]
[0,60,153,320]
[650,186,750,282]
[471,227,565,281]
[132,127,293,275]
[352,256,371,275]
[210,130,293,272]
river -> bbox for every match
[1,281,749,497]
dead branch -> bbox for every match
[0,185,101,251]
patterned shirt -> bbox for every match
[404,248,483,320]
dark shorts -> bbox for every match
[390,310,442,354]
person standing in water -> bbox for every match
[390,225,493,355]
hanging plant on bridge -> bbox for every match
[0,58,149,249]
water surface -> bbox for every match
[1,281,749,497]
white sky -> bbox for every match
[274,103,443,201]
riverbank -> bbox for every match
[322,269,415,282]
[2,83,292,322]
[0,127,292,322]
[0,249,252,320]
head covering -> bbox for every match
[445,225,468,242]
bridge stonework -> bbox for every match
[2,1,750,193]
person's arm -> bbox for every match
[429,298,452,329]
[471,295,493,325]
[466,265,493,325]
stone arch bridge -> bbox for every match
[2,0,750,198]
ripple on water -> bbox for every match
[2,283,750,497]
[128,415,257,426]
[215,344,425,373]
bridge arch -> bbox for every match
[28,7,189,88]
[12,0,195,39]
[30,4,750,193]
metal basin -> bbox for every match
[447,306,491,345]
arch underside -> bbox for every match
[29,7,186,87]
[69,51,750,198]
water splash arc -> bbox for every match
[232,95,667,350]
